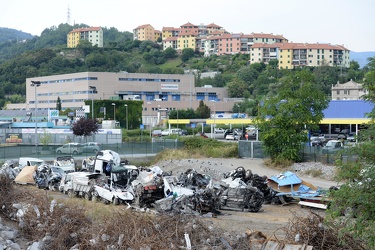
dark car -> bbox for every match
[179,129,188,136]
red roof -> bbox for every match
[69,27,101,33]
[180,22,197,27]
[206,23,222,28]
[134,24,153,30]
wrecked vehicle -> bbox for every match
[93,164,138,205]
[33,164,65,191]
[53,156,75,173]
[154,168,265,214]
[59,172,104,199]
[131,166,165,207]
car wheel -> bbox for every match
[93,149,98,154]
[56,150,62,154]
[48,183,55,192]
[113,197,119,205]
[67,190,75,198]
[72,151,78,155]
[84,193,92,200]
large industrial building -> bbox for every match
[7,72,240,128]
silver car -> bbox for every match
[55,143,83,155]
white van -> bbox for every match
[18,157,45,170]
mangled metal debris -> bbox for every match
[1,151,330,215]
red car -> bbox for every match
[199,132,208,138]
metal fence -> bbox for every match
[238,141,355,164]
[0,139,183,162]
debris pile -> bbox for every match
[282,211,366,250]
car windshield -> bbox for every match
[51,167,65,175]
[325,141,336,148]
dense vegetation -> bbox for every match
[0,24,371,112]
[327,57,375,248]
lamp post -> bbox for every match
[31,81,41,156]
[124,104,128,130]
[89,86,97,119]
[210,100,216,138]
[112,103,116,121]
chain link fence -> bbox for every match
[0,139,183,162]
[238,141,355,164]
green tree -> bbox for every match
[226,78,249,98]
[327,57,375,247]
[255,71,329,163]
[163,47,177,59]
[181,48,194,62]
[56,96,62,111]
[195,100,211,118]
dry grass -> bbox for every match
[0,177,254,249]
[263,158,294,170]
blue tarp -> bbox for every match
[269,171,302,187]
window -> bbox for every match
[196,92,205,101]
[337,90,340,94]
[172,94,180,101]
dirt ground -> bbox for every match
[2,157,332,244]
[152,157,330,238]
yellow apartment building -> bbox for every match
[67,27,103,48]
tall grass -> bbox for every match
[152,137,238,164]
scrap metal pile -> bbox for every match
[1,150,329,216]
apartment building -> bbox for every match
[203,33,287,57]
[133,24,156,42]
[15,72,238,127]
[67,27,103,48]
[250,42,350,69]
[331,80,366,100]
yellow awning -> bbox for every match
[320,118,370,124]
[168,119,190,124]
[206,118,255,125]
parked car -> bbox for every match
[225,132,241,141]
[81,142,101,153]
[152,130,162,137]
[310,137,324,146]
[161,129,171,136]
[347,133,356,142]
[310,133,325,146]
[214,128,226,134]
[55,143,83,155]
[322,140,344,154]
[196,132,208,138]
[179,129,188,136]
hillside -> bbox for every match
[350,51,375,68]
[0,27,33,43]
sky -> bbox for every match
[1,0,374,52]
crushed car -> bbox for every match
[33,164,65,191]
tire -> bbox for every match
[113,197,119,205]
[84,193,92,200]
[93,149,98,154]
[72,151,78,155]
[56,150,62,154]
[48,183,55,192]
[67,189,75,198]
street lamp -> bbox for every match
[210,100,216,138]
[31,81,41,156]
[124,104,128,130]
[112,103,116,121]
[89,86,97,119]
